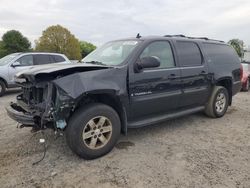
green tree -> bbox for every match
[228,39,244,58]
[79,41,96,58]
[0,41,7,58]
[1,30,31,56]
[35,25,81,60]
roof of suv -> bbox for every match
[119,35,226,45]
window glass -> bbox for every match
[82,40,140,65]
[140,41,175,68]
[176,41,202,66]
[33,55,51,65]
[203,43,240,64]
[0,53,19,66]
[52,55,65,63]
[16,55,33,66]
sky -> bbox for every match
[0,0,250,47]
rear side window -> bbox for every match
[140,41,175,68]
[33,55,51,65]
[203,43,240,64]
[52,55,66,63]
[176,41,202,67]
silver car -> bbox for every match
[0,52,71,96]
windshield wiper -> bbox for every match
[84,61,107,66]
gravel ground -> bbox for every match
[0,89,250,188]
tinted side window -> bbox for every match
[16,55,33,66]
[176,41,202,67]
[33,55,51,65]
[203,43,240,64]
[140,41,175,68]
[53,55,66,63]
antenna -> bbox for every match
[136,33,141,39]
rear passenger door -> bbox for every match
[128,40,182,120]
[175,41,211,107]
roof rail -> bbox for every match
[164,35,224,43]
[164,34,186,38]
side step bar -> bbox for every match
[127,106,204,128]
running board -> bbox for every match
[127,106,204,128]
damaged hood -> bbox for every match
[52,66,128,99]
[16,63,111,79]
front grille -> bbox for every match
[22,85,44,104]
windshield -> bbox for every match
[0,53,19,66]
[82,40,140,66]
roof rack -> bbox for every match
[163,35,224,43]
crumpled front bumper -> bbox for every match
[6,103,34,125]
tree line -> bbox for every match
[0,25,96,60]
[0,25,247,60]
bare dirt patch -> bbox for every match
[0,90,250,188]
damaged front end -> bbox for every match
[6,80,75,130]
[6,63,126,132]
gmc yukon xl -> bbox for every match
[6,35,242,159]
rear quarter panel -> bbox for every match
[202,42,241,95]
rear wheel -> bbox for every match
[0,80,6,97]
[205,86,229,118]
[66,103,121,159]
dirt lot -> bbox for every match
[0,90,250,188]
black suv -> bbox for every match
[6,35,241,159]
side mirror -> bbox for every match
[137,56,160,70]
[11,61,21,67]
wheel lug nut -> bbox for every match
[98,134,101,137]
[100,129,103,132]
[91,132,94,135]
[94,135,97,138]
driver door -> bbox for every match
[8,55,34,84]
[128,41,182,120]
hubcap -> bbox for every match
[215,92,226,113]
[82,116,112,150]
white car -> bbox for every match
[0,52,71,96]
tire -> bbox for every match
[0,80,6,97]
[242,79,249,92]
[66,103,121,159]
[205,86,229,118]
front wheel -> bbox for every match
[66,103,121,159]
[205,86,229,118]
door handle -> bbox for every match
[200,71,207,75]
[168,74,180,79]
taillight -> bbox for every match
[240,64,243,80]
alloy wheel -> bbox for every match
[215,92,226,113]
[82,116,112,150]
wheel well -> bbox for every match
[0,77,7,88]
[216,79,232,105]
[75,93,127,134]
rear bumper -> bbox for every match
[6,103,34,125]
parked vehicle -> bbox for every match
[241,63,250,91]
[6,35,241,159]
[0,52,71,96]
